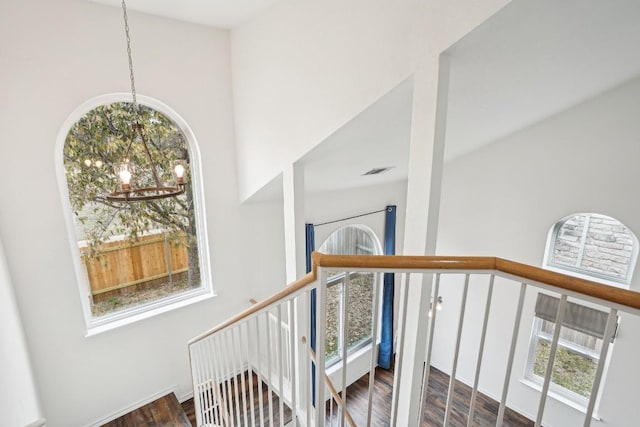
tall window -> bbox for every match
[59,97,210,330]
[319,225,382,363]
[526,213,637,405]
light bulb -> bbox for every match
[172,160,187,185]
[119,169,132,185]
[174,164,185,178]
[114,162,134,192]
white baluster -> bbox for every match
[391,272,411,426]
[468,274,495,427]
[227,330,242,426]
[255,316,266,427]
[234,327,249,427]
[288,298,298,425]
[584,308,618,426]
[366,271,382,427]
[315,269,328,427]
[497,282,527,426]
[536,294,568,427]
[443,274,470,425]
[340,272,350,427]
[244,322,257,427]
[277,304,285,426]
[420,273,441,424]
[266,311,275,427]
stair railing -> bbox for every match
[189,253,640,427]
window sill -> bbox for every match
[519,378,601,421]
[85,288,215,337]
[326,341,375,376]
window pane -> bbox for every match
[64,102,201,317]
[346,273,374,350]
[552,214,586,267]
[581,215,635,280]
[550,213,637,282]
[533,340,597,398]
[325,284,341,361]
[540,319,601,352]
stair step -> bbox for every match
[101,393,192,427]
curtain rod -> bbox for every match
[312,208,387,228]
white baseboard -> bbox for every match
[83,385,177,427]
[177,389,194,403]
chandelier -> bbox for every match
[105,0,187,203]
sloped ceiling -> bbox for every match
[88,0,283,28]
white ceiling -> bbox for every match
[89,0,283,28]
[289,0,640,198]
[301,79,413,194]
[444,0,640,161]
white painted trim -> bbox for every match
[520,378,602,421]
[86,290,215,337]
[83,385,177,427]
[54,93,213,334]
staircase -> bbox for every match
[188,253,640,426]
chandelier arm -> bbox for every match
[134,123,164,190]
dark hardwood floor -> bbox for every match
[182,365,533,426]
[102,393,191,427]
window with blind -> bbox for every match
[525,293,614,402]
[526,213,638,406]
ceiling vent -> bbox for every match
[362,167,394,176]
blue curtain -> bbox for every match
[378,205,396,369]
[305,223,316,404]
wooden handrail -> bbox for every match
[313,253,640,311]
[190,253,640,345]
[188,272,316,344]
[301,336,357,427]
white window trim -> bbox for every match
[55,93,214,335]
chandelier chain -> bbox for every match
[121,0,137,108]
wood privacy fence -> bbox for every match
[80,232,188,300]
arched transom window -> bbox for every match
[546,213,638,284]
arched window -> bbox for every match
[318,225,382,362]
[57,95,211,332]
[545,213,638,284]
[525,213,638,406]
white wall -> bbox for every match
[0,1,286,426]
[306,180,407,251]
[231,0,511,421]
[0,236,43,427]
[231,0,511,202]
[434,76,640,426]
